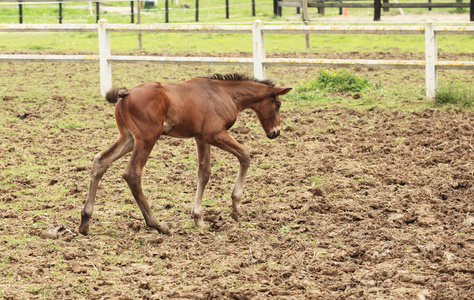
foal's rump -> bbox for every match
[108,82,170,140]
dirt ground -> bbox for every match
[0,57,473,299]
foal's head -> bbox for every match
[204,73,292,139]
[252,86,292,139]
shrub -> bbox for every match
[289,69,376,102]
[314,69,372,93]
[435,84,473,107]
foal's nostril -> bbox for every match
[267,130,280,139]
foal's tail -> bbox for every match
[105,87,129,104]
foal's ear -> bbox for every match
[274,87,292,96]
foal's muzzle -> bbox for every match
[267,129,280,139]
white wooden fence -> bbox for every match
[1,20,473,100]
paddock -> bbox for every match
[0,57,473,298]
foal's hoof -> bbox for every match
[229,209,242,222]
[78,224,89,236]
[157,224,171,235]
[194,219,205,229]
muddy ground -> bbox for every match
[0,57,473,299]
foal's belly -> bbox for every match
[161,121,197,139]
[162,121,172,133]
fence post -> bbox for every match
[96,2,100,23]
[59,0,63,24]
[383,0,389,12]
[425,21,437,101]
[19,0,23,24]
[196,0,199,21]
[98,19,112,97]
[374,0,381,21]
[303,0,310,49]
[252,20,265,80]
[471,0,473,22]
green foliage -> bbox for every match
[287,69,376,102]
[313,69,372,93]
[435,83,473,107]
[454,0,466,13]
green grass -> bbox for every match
[0,1,473,56]
[288,68,380,103]
[1,30,473,56]
[435,83,473,107]
[283,67,473,111]
[302,69,374,93]
[0,0,471,24]
[1,1,275,24]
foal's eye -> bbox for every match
[276,102,281,109]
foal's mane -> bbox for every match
[202,73,275,87]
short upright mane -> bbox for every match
[203,73,275,87]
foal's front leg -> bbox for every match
[191,137,211,228]
[207,131,250,222]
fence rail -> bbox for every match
[1,20,473,100]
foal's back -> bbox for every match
[120,79,238,139]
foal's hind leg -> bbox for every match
[122,138,170,235]
[79,133,134,235]
[191,137,211,228]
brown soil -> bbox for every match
[0,61,473,299]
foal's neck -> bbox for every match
[226,82,271,111]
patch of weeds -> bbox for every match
[103,228,118,238]
[314,69,372,93]
[203,197,219,208]
[182,219,201,231]
[307,175,331,187]
[287,69,377,102]
[452,0,466,13]
[28,45,50,51]
[240,222,257,230]
[279,225,291,234]
[252,282,262,290]
[409,265,421,273]
[435,83,473,107]
[0,255,11,269]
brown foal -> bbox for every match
[79,74,291,235]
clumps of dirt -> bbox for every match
[2,95,17,101]
[16,112,31,120]
[1,90,473,298]
[50,94,66,101]
[0,210,19,219]
[40,225,76,241]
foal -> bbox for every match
[79,74,291,235]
